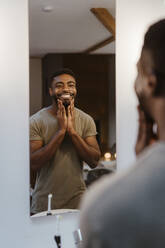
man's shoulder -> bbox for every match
[80,142,165,247]
[81,142,165,227]
[75,108,97,137]
[30,108,48,122]
[75,107,94,121]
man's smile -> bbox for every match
[57,93,74,100]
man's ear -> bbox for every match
[146,73,157,96]
[49,87,52,96]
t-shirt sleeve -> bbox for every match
[30,117,43,141]
[82,115,97,139]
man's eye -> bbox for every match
[69,84,75,87]
[56,84,63,88]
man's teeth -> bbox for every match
[61,94,71,99]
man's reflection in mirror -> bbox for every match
[30,68,101,214]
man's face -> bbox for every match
[49,74,77,108]
[134,49,154,120]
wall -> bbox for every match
[30,58,42,115]
[116,0,165,170]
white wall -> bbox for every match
[30,58,42,115]
[0,1,78,248]
[116,0,165,170]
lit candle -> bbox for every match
[104,152,111,161]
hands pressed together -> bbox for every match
[57,99,76,135]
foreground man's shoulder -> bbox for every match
[80,170,128,216]
[80,143,165,247]
[79,172,129,248]
[80,142,163,216]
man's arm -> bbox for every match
[68,133,101,168]
[67,101,101,168]
[30,100,67,171]
[30,129,66,171]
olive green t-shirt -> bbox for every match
[30,107,97,213]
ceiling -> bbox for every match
[29,0,116,56]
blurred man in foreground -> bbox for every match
[80,19,165,248]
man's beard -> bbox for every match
[62,100,70,108]
[51,94,73,109]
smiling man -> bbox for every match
[30,68,101,214]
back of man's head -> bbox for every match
[143,19,165,96]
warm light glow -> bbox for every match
[104,152,111,160]
[114,153,116,159]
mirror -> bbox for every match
[29,0,116,216]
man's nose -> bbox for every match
[63,84,69,91]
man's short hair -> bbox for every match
[48,68,76,88]
[143,19,165,95]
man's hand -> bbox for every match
[57,99,67,133]
[67,99,76,135]
[56,99,101,168]
[135,106,157,156]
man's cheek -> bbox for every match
[74,90,77,98]
[135,77,143,97]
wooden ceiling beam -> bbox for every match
[83,8,115,54]
[91,8,115,37]
[84,36,115,54]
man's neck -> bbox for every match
[154,100,165,141]
[157,120,165,141]
[48,102,58,116]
